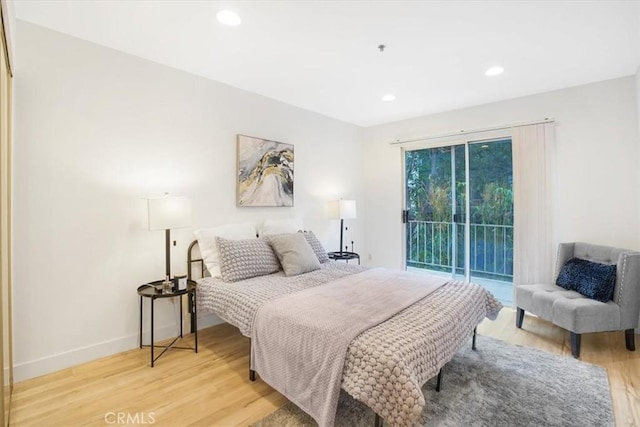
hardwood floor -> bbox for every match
[10,308,640,426]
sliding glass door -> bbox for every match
[404,144,466,280]
[404,138,513,305]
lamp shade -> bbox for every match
[147,196,192,230]
[328,199,357,220]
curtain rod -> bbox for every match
[389,118,555,146]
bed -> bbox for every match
[187,234,502,427]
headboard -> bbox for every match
[187,240,209,281]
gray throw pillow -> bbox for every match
[299,230,330,263]
[269,233,321,276]
[215,236,280,282]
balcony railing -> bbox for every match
[406,220,513,281]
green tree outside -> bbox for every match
[405,139,513,279]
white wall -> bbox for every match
[363,77,640,269]
[13,21,364,381]
[637,66,640,137]
[636,66,640,335]
[12,19,640,381]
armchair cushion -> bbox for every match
[515,283,621,333]
[556,257,617,302]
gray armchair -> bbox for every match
[515,242,640,358]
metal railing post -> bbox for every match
[406,220,513,282]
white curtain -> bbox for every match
[512,122,557,286]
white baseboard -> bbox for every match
[14,314,223,383]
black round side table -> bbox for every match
[137,279,198,367]
[328,251,361,264]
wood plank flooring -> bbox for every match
[9,308,640,426]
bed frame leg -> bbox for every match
[472,327,477,351]
[436,367,444,392]
[249,369,256,382]
[374,413,382,427]
[189,293,196,334]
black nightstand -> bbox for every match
[328,251,360,265]
[137,279,198,367]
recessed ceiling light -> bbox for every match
[381,94,396,102]
[485,66,504,76]
[216,10,242,27]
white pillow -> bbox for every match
[194,222,257,278]
[258,218,303,237]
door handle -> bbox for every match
[402,210,410,223]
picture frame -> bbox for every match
[236,134,294,207]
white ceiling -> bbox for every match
[13,0,640,127]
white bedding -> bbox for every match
[196,263,502,426]
[251,268,450,427]
[197,262,365,336]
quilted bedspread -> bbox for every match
[197,263,503,426]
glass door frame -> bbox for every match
[401,129,511,283]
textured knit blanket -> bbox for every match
[197,263,502,426]
[250,268,449,427]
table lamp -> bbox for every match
[328,199,356,254]
[147,195,192,280]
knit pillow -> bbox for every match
[194,222,257,278]
[300,230,330,263]
[215,237,280,282]
[556,257,617,302]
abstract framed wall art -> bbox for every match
[237,134,294,207]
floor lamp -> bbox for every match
[147,195,192,280]
[328,199,356,254]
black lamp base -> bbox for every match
[165,228,171,278]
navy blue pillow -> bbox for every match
[556,257,616,302]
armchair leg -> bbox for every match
[625,329,636,351]
[570,332,581,358]
[516,308,525,328]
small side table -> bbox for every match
[137,279,198,367]
[328,251,360,265]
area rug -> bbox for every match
[251,335,614,427]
